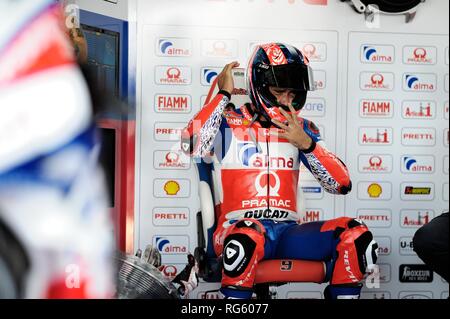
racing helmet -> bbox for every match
[246,43,315,124]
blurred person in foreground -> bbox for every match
[0,0,114,298]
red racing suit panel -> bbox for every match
[181,92,352,232]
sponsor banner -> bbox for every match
[313,70,326,90]
[301,98,326,117]
[154,94,191,113]
[400,209,434,228]
[400,155,435,174]
[401,100,435,119]
[154,122,186,141]
[401,127,435,146]
[300,181,324,200]
[399,291,433,299]
[374,236,391,255]
[152,207,190,226]
[201,39,238,58]
[159,264,186,279]
[153,179,190,198]
[360,292,391,299]
[300,208,324,224]
[399,264,433,283]
[155,65,191,85]
[201,67,222,86]
[399,236,415,256]
[297,42,327,62]
[403,73,437,92]
[156,37,192,57]
[356,209,392,228]
[153,150,190,170]
[360,72,394,91]
[286,291,322,299]
[153,235,190,256]
[357,182,392,200]
[360,44,394,64]
[444,183,449,201]
[400,182,434,201]
[402,46,436,65]
[359,99,393,118]
[444,156,449,174]
[358,127,393,145]
[358,154,392,173]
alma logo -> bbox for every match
[361,45,394,64]
[401,155,434,174]
[153,236,189,255]
[201,68,220,85]
[402,100,435,119]
[360,99,393,117]
[403,73,436,92]
[157,38,191,56]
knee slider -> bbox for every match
[353,229,378,275]
[222,233,256,278]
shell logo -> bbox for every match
[367,183,382,198]
[164,180,180,195]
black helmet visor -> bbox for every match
[258,63,315,91]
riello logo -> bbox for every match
[403,73,436,92]
[361,45,394,63]
[402,100,434,119]
[360,99,393,117]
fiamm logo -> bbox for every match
[157,38,191,57]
